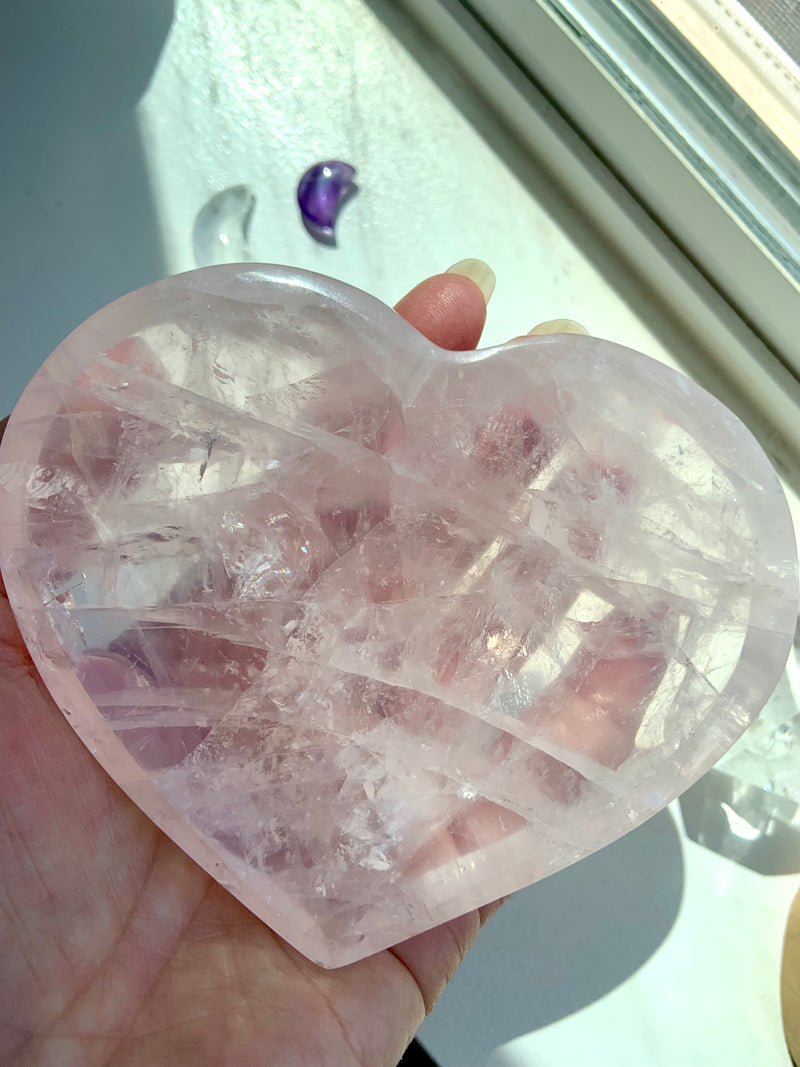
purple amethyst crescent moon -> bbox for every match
[297,161,357,244]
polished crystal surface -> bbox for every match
[0,265,796,967]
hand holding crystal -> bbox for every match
[0,266,550,1067]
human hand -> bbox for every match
[0,261,556,1067]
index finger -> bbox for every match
[394,259,492,350]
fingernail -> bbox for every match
[445,259,496,305]
[527,318,588,336]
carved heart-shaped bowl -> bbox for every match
[0,265,796,967]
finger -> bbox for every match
[387,891,504,1017]
[507,318,589,343]
[478,895,508,927]
[527,318,588,336]
[394,259,494,351]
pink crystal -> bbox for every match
[0,265,796,967]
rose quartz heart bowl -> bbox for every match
[0,265,796,966]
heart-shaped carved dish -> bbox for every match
[0,265,796,967]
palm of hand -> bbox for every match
[0,274,495,1067]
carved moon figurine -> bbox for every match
[297,161,357,244]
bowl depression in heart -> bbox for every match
[0,264,796,967]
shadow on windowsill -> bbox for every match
[418,807,684,1066]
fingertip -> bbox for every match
[445,259,496,305]
[478,896,508,926]
[527,318,588,336]
[394,273,487,351]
